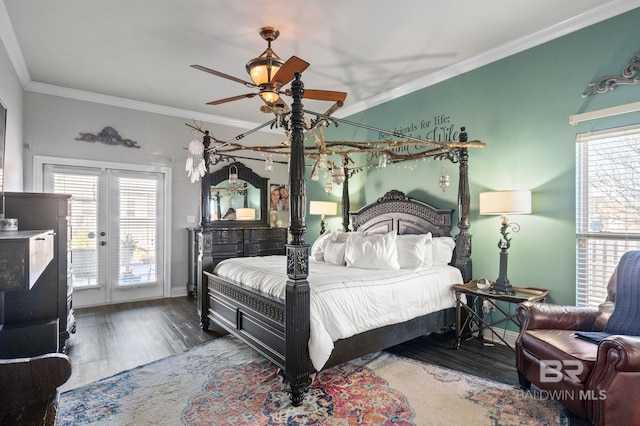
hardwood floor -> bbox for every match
[61,297,589,424]
[61,297,220,391]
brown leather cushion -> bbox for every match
[520,329,598,383]
[592,301,614,331]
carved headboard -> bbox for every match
[350,190,453,237]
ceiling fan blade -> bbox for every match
[206,93,258,105]
[191,65,256,88]
[286,89,347,103]
[270,56,310,88]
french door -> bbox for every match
[37,157,170,307]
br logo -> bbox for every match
[540,360,583,383]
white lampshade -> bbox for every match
[479,190,532,215]
[309,201,337,216]
[236,208,256,220]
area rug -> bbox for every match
[57,336,568,425]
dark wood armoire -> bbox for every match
[1,192,75,357]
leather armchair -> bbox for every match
[0,353,72,425]
[516,250,640,426]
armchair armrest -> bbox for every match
[0,353,72,415]
[517,301,600,331]
[587,335,640,424]
[596,335,640,372]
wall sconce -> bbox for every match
[310,201,338,235]
[439,166,450,192]
[264,155,273,171]
[228,164,238,184]
[479,190,532,294]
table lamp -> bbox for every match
[479,190,532,294]
[309,201,337,235]
[235,208,256,221]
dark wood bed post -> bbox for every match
[285,73,313,406]
[454,127,472,282]
[341,157,351,232]
[199,131,213,330]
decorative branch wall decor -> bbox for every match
[184,111,485,184]
[75,126,140,148]
[582,50,640,97]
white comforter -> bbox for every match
[214,256,463,370]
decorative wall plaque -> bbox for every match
[583,50,640,97]
[75,126,140,148]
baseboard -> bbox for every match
[170,287,189,297]
[481,327,518,348]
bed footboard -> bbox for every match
[203,271,286,368]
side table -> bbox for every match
[453,280,549,351]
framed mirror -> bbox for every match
[201,162,269,228]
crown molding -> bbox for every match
[0,0,30,87]
[336,0,640,118]
[25,81,279,133]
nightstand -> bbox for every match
[452,280,549,351]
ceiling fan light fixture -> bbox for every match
[259,90,281,105]
[246,54,284,86]
[246,27,285,86]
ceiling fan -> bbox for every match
[191,27,347,110]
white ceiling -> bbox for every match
[2,0,639,132]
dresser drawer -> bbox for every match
[0,230,54,291]
[210,229,243,244]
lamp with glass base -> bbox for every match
[479,190,532,294]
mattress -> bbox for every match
[214,256,463,370]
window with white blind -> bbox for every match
[116,176,158,286]
[52,170,100,288]
[576,125,640,307]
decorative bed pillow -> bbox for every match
[345,231,400,270]
[396,234,431,269]
[331,229,358,243]
[432,236,456,266]
[310,231,332,262]
[323,240,347,266]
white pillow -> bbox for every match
[432,236,456,266]
[331,229,360,243]
[345,231,400,270]
[396,234,431,269]
[324,240,346,265]
[310,231,332,262]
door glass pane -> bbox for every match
[117,176,158,286]
[52,172,100,288]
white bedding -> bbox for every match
[214,255,463,371]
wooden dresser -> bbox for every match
[196,226,287,314]
[3,192,75,356]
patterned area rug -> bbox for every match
[57,336,568,425]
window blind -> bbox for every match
[576,125,640,307]
[116,176,158,286]
[52,172,100,288]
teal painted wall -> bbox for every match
[306,8,640,306]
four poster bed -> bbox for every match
[198,73,473,405]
